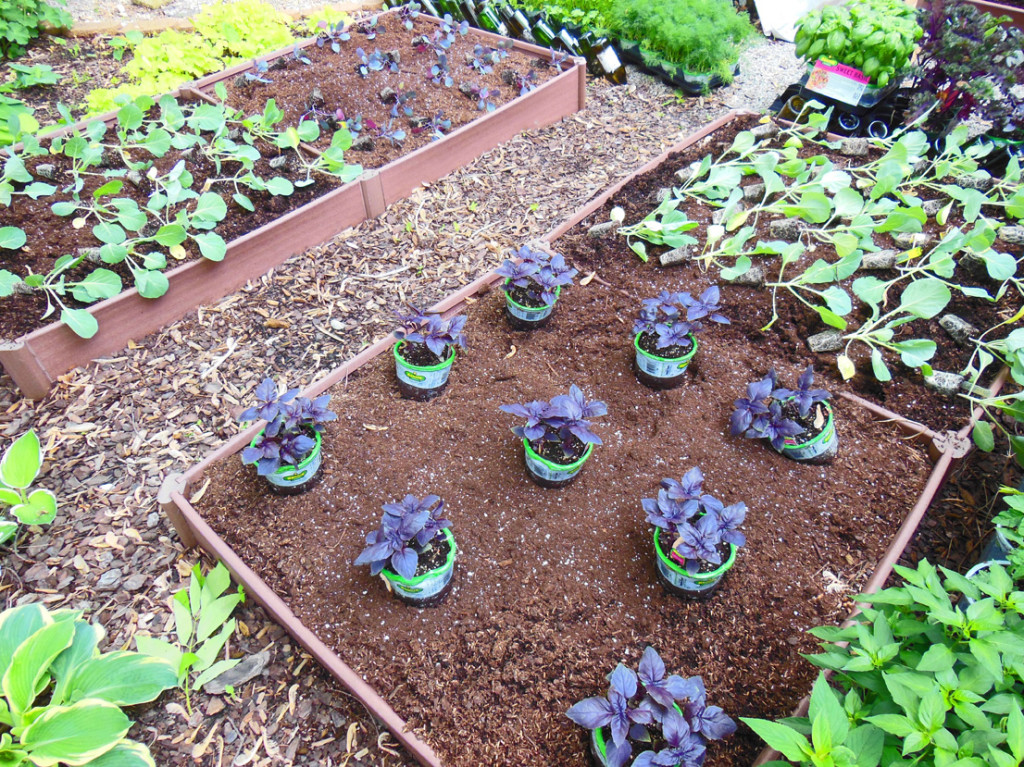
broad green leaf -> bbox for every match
[144,128,171,157]
[99,244,128,265]
[973,422,995,453]
[194,232,226,262]
[917,690,948,732]
[153,224,187,248]
[84,740,155,767]
[899,279,951,319]
[193,657,241,688]
[630,241,648,262]
[1007,701,1024,761]
[202,563,231,602]
[192,192,227,223]
[50,201,77,217]
[172,590,193,646]
[728,130,755,156]
[0,432,41,490]
[821,286,852,316]
[61,308,99,339]
[978,250,1017,281]
[721,256,752,282]
[92,180,123,199]
[133,636,182,670]
[23,182,56,199]
[833,187,864,220]
[969,637,1003,681]
[0,270,22,297]
[11,489,57,526]
[816,306,847,330]
[877,207,926,234]
[845,724,884,767]
[232,193,254,212]
[331,127,353,152]
[893,339,936,368]
[865,713,915,737]
[132,270,169,300]
[0,227,26,251]
[903,730,930,756]
[50,621,103,706]
[71,270,121,303]
[92,222,126,246]
[20,699,130,767]
[740,718,811,761]
[3,619,74,716]
[296,120,320,143]
[870,349,891,382]
[808,673,849,747]
[196,593,240,644]
[0,605,47,680]
[194,619,235,671]
[116,103,144,131]
[0,521,16,546]
[833,232,859,258]
[783,191,832,223]
[67,652,176,706]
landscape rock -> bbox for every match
[123,573,148,592]
[35,164,56,180]
[893,232,932,249]
[146,511,161,529]
[998,225,1024,245]
[768,218,803,241]
[959,252,988,278]
[268,155,289,170]
[839,138,869,157]
[712,203,744,226]
[750,122,779,140]
[939,314,978,347]
[674,166,696,184]
[126,170,144,188]
[860,250,898,270]
[587,221,619,239]
[924,371,965,397]
[650,187,673,203]
[96,569,122,592]
[807,330,843,353]
[352,136,375,151]
[742,183,765,201]
[203,650,271,695]
[729,264,765,287]
[922,199,943,217]
[378,87,397,103]
[954,173,994,191]
[659,246,690,266]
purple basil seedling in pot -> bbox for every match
[496,244,577,330]
[355,494,456,606]
[566,646,735,766]
[643,467,747,599]
[730,366,837,464]
[633,286,729,390]
[238,377,336,494]
[392,304,467,401]
[500,385,606,488]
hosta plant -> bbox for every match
[0,601,178,767]
[566,646,736,767]
[355,494,452,579]
[0,430,56,545]
[136,561,245,716]
[238,378,336,476]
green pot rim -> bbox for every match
[523,438,593,472]
[633,331,698,363]
[780,400,834,451]
[393,340,455,372]
[248,429,322,475]
[381,528,457,586]
[503,280,561,312]
[653,527,737,581]
[593,701,685,759]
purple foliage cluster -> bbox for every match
[496,244,578,306]
[730,367,830,451]
[354,494,451,579]
[500,385,607,461]
[397,2,421,30]
[239,378,336,476]
[468,42,510,75]
[366,117,407,145]
[414,14,469,85]
[463,82,497,112]
[566,647,736,767]
[643,467,747,575]
[394,305,468,358]
[634,287,729,352]
[355,47,399,77]
[356,14,385,39]
[411,111,451,140]
[315,20,351,53]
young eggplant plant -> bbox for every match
[355,494,456,605]
[644,467,747,598]
[731,367,837,464]
[500,385,607,488]
[393,305,468,400]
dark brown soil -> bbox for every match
[193,117,944,764]
[204,13,558,167]
[397,341,448,367]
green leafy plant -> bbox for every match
[0,63,59,92]
[794,0,921,88]
[136,561,245,716]
[0,431,56,545]
[0,95,35,145]
[0,0,71,60]
[0,601,177,767]
[610,196,699,263]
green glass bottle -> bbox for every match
[555,26,582,55]
[436,0,464,21]
[530,16,558,48]
[497,3,534,41]
[419,0,441,17]
[458,0,480,26]
[580,31,627,85]
[475,1,509,36]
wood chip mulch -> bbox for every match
[0,54,800,766]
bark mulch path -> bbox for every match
[0,48,807,765]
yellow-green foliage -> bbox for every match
[298,7,352,35]
[87,0,294,115]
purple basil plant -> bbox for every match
[730,366,830,451]
[500,385,607,461]
[643,468,747,575]
[634,287,729,353]
[566,647,736,767]
[394,305,468,360]
[239,378,336,476]
[354,494,451,579]
[496,245,578,307]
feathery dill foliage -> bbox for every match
[612,0,754,77]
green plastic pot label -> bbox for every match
[655,550,723,593]
[634,333,697,380]
[265,439,322,489]
[393,343,454,390]
[382,530,456,603]
[778,404,838,462]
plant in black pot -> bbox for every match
[239,378,336,494]
[354,493,456,606]
[643,467,746,599]
[566,646,736,767]
[730,366,837,464]
[496,244,577,330]
[499,385,607,488]
[633,287,729,389]
[393,305,467,400]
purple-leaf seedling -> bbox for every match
[354,494,451,579]
[500,385,606,460]
[243,59,271,84]
[397,1,421,29]
[411,111,451,140]
[730,366,830,450]
[239,377,336,476]
[634,287,729,353]
[394,305,467,359]
[496,244,577,306]
[316,20,350,53]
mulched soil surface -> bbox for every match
[1,51,809,765]
[193,115,937,766]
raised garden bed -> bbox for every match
[0,11,585,400]
[159,112,1001,766]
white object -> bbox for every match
[752,0,844,42]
